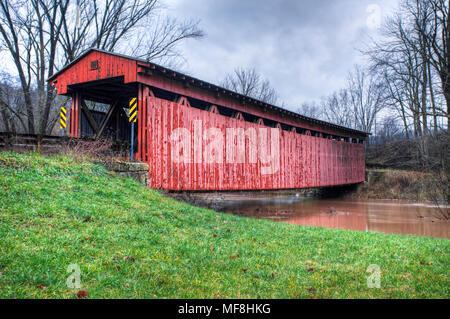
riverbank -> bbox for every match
[350,169,449,205]
[0,152,448,298]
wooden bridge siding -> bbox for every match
[137,73,362,140]
[143,97,365,191]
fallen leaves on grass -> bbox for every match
[82,217,92,223]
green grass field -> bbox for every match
[0,151,448,298]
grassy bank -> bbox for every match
[352,169,448,203]
[0,152,448,298]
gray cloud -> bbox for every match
[164,0,399,111]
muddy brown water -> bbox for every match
[190,193,449,239]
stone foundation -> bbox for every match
[96,161,149,186]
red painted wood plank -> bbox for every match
[143,96,365,191]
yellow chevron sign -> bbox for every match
[129,97,137,122]
[60,106,67,129]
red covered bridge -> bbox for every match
[48,48,368,191]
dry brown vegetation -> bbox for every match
[363,131,449,220]
[355,169,446,201]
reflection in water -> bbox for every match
[215,195,449,239]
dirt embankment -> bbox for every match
[351,169,448,203]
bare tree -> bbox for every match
[297,66,384,134]
[134,16,204,67]
[0,0,204,135]
[221,67,278,105]
[347,65,386,133]
[361,0,450,169]
[378,116,402,141]
[319,89,354,128]
[365,0,448,137]
[297,101,323,119]
[0,73,27,132]
[366,16,425,136]
[410,0,450,128]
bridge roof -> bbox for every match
[49,48,369,138]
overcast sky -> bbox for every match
[165,0,400,111]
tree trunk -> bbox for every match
[39,84,55,135]
[442,69,450,130]
[0,105,10,132]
